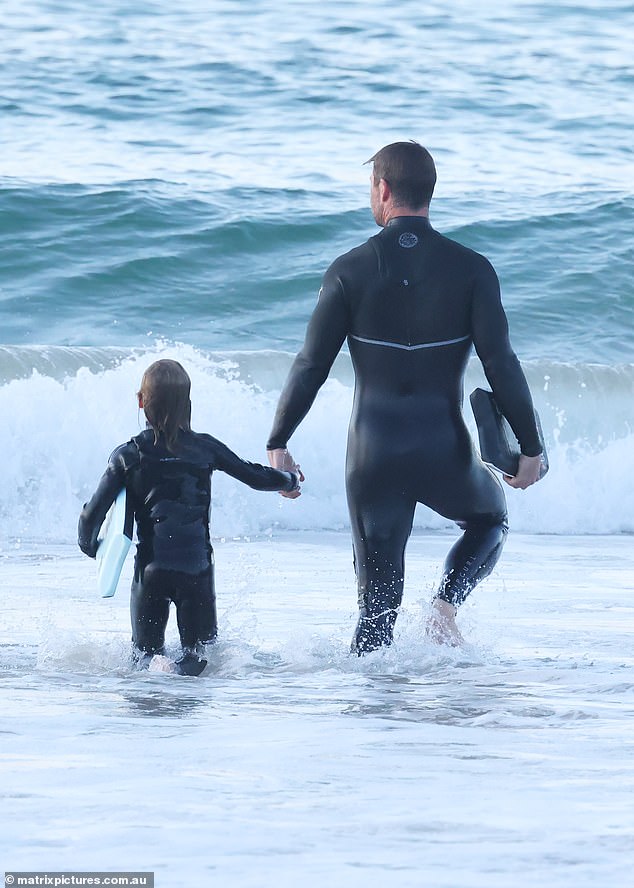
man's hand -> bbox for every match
[268,448,305,499]
[503,453,544,490]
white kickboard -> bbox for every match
[96,488,133,598]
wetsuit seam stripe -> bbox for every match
[349,333,471,351]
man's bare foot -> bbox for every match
[425,598,465,647]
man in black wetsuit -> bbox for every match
[267,142,544,653]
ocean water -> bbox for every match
[1,1,633,885]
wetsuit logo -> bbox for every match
[398,232,418,248]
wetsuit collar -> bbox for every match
[385,216,432,230]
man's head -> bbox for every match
[367,141,436,225]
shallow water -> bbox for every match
[2,532,633,886]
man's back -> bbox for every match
[331,217,488,407]
[331,216,495,353]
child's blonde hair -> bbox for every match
[138,359,192,453]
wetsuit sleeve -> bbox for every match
[210,438,299,492]
[470,259,542,457]
[267,266,349,449]
[77,444,131,558]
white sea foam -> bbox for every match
[0,342,632,542]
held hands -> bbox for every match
[268,448,305,499]
[503,453,544,490]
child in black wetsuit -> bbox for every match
[78,359,301,675]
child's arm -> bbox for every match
[77,445,129,557]
[209,436,300,494]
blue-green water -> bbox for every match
[2,0,633,360]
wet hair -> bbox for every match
[137,359,192,453]
[367,141,437,210]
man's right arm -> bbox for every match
[267,266,350,451]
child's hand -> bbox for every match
[268,448,305,499]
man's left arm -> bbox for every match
[470,258,543,462]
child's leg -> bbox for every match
[130,564,171,659]
[171,566,217,675]
[174,566,218,652]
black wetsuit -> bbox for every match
[79,428,298,664]
[267,216,541,653]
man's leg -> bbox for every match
[349,491,416,655]
[437,514,509,606]
[427,513,508,644]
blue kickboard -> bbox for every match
[96,488,133,598]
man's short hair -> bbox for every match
[367,141,437,209]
